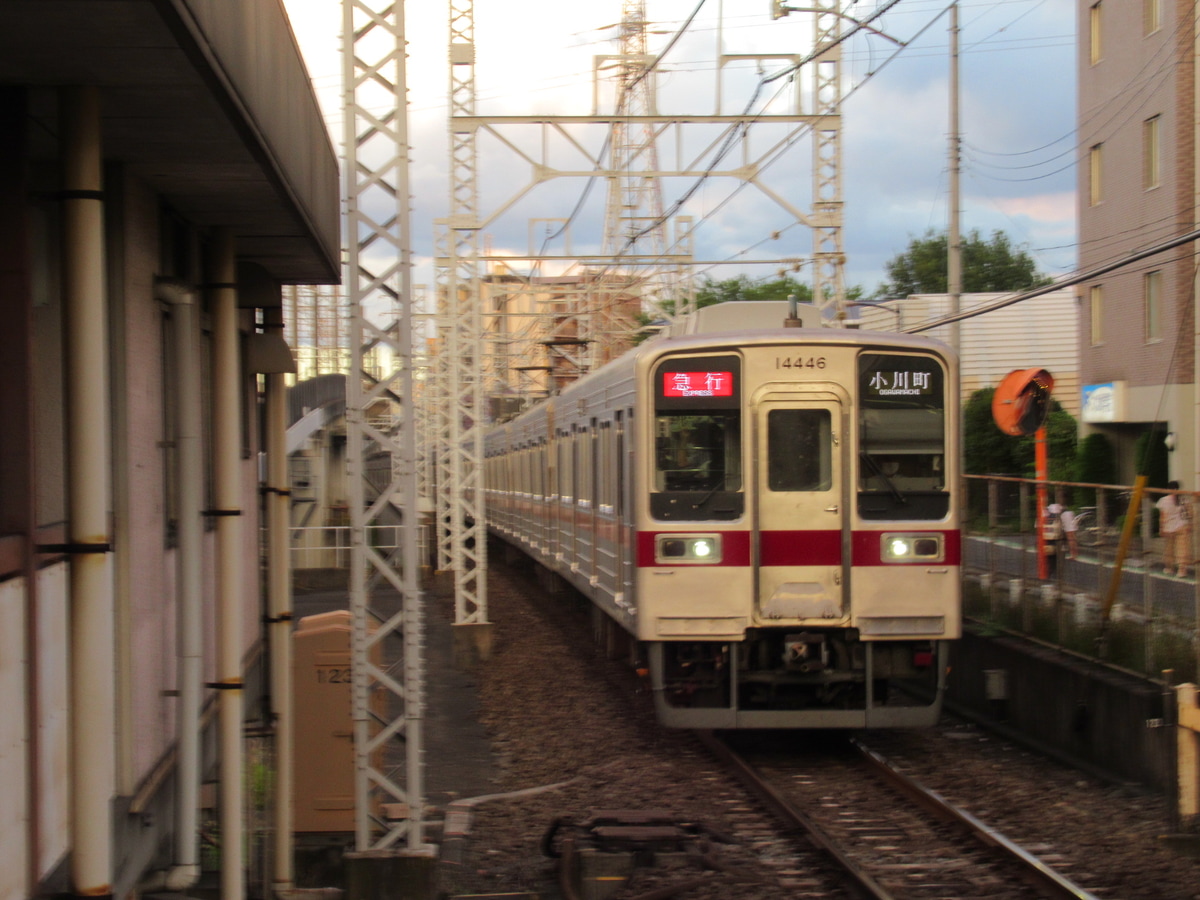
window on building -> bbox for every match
[1089,144,1103,206]
[1090,2,1102,64]
[1144,0,1159,35]
[1090,285,1103,345]
[1145,270,1161,341]
[1144,116,1160,189]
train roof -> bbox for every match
[647,301,954,356]
[658,300,822,335]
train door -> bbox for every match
[753,390,849,623]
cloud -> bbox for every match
[284,0,1078,295]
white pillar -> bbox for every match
[62,84,116,899]
[264,307,295,895]
[210,230,245,900]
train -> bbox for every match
[483,300,960,729]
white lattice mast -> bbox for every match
[437,0,489,631]
[342,0,425,851]
[600,0,674,343]
[811,0,846,313]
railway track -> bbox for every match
[699,731,1102,900]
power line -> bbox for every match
[906,227,1200,333]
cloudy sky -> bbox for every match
[281,0,1077,296]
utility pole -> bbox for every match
[948,1,962,352]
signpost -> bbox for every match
[992,368,1054,580]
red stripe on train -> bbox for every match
[636,529,961,567]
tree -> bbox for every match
[963,387,1076,479]
[1017,407,1077,481]
[635,275,845,342]
[694,274,813,307]
[963,387,1022,475]
[877,228,1053,297]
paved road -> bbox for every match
[965,534,1199,621]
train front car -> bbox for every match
[637,331,960,729]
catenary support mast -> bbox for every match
[437,0,490,636]
[342,0,425,851]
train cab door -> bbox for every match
[752,389,849,625]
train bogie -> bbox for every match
[485,302,959,729]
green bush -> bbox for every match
[1075,432,1116,507]
[1134,428,1170,489]
[963,387,1077,479]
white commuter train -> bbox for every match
[484,302,960,728]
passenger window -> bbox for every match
[857,353,949,520]
[651,354,743,521]
[766,409,831,492]
[654,413,741,493]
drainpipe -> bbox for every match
[62,84,116,900]
[139,279,203,892]
[264,306,295,895]
[211,230,246,900]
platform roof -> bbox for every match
[0,0,341,285]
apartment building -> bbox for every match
[1077,0,1195,484]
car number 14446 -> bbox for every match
[775,356,826,370]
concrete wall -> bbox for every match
[948,628,1171,788]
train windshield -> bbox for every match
[651,354,743,521]
[857,353,949,520]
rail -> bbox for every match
[698,730,1100,899]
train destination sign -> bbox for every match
[662,370,735,398]
[865,368,933,398]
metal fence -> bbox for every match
[965,475,1200,683]
[288,523,433,575]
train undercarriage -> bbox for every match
[649,630,948,729]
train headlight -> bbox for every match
[881,532,944,563]
[656,533,722,564]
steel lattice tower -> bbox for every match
[342,0,426,852]
[599,0,677,344]
[433,0,489,632]
[811,0,846,311]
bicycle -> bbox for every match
[1072,492,1143,552]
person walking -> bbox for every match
[1060,505,1078,559]
[1156,481,1192,578]
[1042,502,1065,579]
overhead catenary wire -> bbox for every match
[536,0,711,256]
[599,0,924,278]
